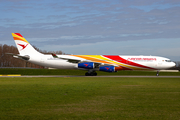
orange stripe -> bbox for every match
[72,55,115,65]
[13,37,23,40]
[13,37,28,43]
[115,66,124,70]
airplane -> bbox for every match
[8,33,176,76]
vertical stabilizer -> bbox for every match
[12,33,42,56]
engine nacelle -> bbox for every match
[99,66,115,72]
[78,62,94,69]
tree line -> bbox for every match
[0,44,64,68]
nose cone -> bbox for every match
[166,62,180,70]
[172,62,176,67]
[170,62,176,68]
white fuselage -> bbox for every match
[28,54,176,70]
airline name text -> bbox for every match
[128,58,157,61]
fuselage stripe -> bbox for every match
[103,55,155,70]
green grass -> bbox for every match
[0,68,180,76]
[0,77,180,120]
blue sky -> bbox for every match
[1,0,180,60]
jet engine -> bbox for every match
[99,66,115,72]
[78,62,94,69]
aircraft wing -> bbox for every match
[52,53,81,63]
[51,53,118,67]
[6,53,30,60]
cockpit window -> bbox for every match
[165,60,171,62]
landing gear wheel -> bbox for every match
[85,72,90,76]
[93,72,97,76]
[156,70,159,76]
[91,72,97,76]
[85,72,97,76]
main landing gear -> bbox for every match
[85,70,97,76]
[156,70,160,76]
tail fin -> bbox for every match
[12,33,42,56]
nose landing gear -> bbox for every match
[156,70,159,76]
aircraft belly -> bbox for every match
[45,60,76,69]
[29,59,76,69]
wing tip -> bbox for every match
[52,53,58,58]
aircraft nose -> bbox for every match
[172,62,176,67]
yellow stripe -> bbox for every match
[72,55,115,65]
[85,55,111,61]
[73,55,148,70]
[12,33,29,44]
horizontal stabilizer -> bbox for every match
[6,53,30,60]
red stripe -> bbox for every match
[121,66,133,70]
[15,33,23,38]
[115,66,132,71]
[103,55,155,70]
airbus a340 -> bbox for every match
[9,33,176,76]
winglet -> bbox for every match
[52,53,58,58]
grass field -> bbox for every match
[0,77,180,120]
[0,68,180,76]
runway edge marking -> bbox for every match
[0,74,21,76]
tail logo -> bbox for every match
[18,44,28,50]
